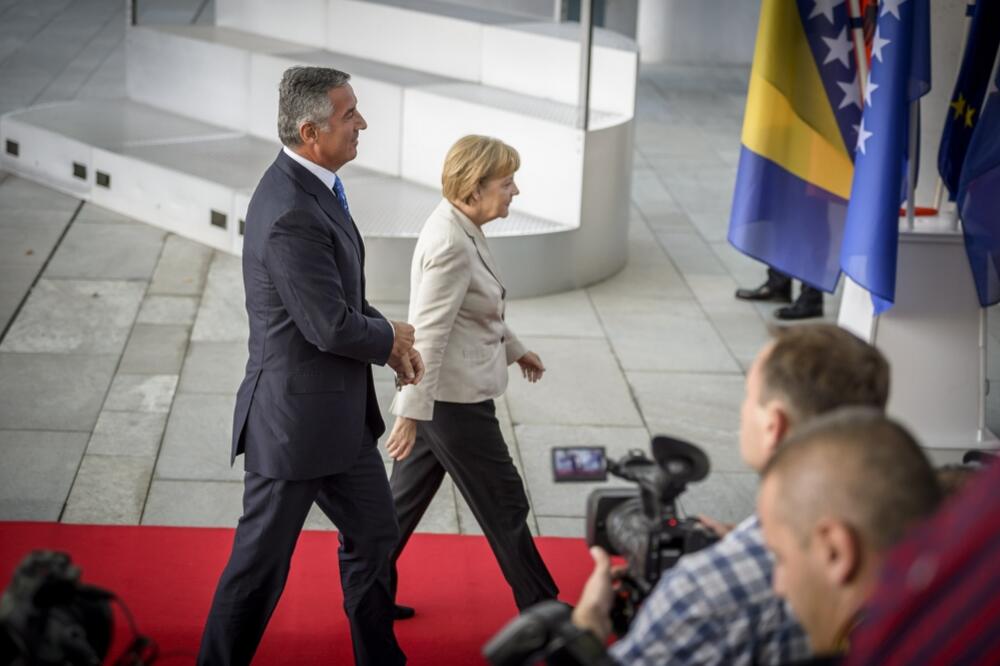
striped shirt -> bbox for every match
[609,515,811,665]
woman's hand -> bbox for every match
[386,416,418,461]
[516,351,545,383]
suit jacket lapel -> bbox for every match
[275,151,363,262]
[450,203,505,293]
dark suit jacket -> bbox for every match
[231,150,394,480]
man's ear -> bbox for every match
[814,519,861,586]
[298,121,316,146]
[762,402,791,459]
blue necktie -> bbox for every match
[332,175,350,217]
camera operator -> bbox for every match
[757,408,942,660]
[572,324,890,664]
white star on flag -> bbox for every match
[809,0,843,23]
[864,72,879,106]
[881,0,906,20]
[837,72,863,109]
[871,26,891,62]
[822,27,853,67]
[854,119,873,155]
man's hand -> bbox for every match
[698,515,735,538]
[571,547,614,642]
[516,351,545,383]
[386,416,418,461]
[388,320,417,382]
[402,348,424,387]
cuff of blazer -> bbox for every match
[372,317,395,365]
[390,385,434,421]
[505,336,527,366]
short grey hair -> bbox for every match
[277,66,351,147]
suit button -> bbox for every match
[501,336,505,343]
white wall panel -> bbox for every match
[215,0,328,49]
[401,87,584,226]
[328,0,482,81]
[127,28,251,131]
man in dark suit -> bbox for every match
[198,66,423,666]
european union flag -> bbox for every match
[840,0,931,314]
[728,0,863,293]
[958,65,1000,306]
[938,0,1000,200]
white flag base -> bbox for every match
[837,224,994,451]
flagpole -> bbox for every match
[905,102,918,232]
[847,0,869,84]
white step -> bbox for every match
[213,0,638,116]
[125,25,632,226]
[1,99,622,299]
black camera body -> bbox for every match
[585,436,717,633]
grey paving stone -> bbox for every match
[103,374,178,413]
[0,211,70,270]
[535,516,585,538]
[191,253,248,342]
[45,222,166,280]
[655,230,730,278]
[588,222,694,301]
[414,475,460,534]
[505,337,643,427]
[148,235,213,296]
[177,341,247,395]
[62,455,154,525]
[155,393,241,482]
[515,425,649,517]
[711,241,772,287]
[118,324,189,375]
[0,430,88,520]
[0,279,145,354]
[592,298,741,373]
[678,471,758,526]
[627,371,749,473]
[0,353,118,430]
[86,410,167,457]
[142,479,244,527]
[505,290,604,339]
[0,177,79,215]
[136,295,199,326]
[0,270,34,336]
[74,202,137,226]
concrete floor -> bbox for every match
[1,0,997,538]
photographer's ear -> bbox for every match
[762,401,791,458]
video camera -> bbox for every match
[0,550,156,665]
[484,436,717,666]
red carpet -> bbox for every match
[0,522,593,665]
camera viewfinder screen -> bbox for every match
[552,446,607,482]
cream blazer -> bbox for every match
[391,199,527,421]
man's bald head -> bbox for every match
[763,407,941,551]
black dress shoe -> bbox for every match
[774,298,823,320]
[393,604,415,620]
[735,280,792,302]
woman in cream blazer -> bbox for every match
[386,136,559,615]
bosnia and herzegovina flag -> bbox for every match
[840,0,931,314]
[958,64,1000,306]
[728,0,863,293]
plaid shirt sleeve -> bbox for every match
[608,516,811,666]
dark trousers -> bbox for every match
[768,268,823,304]
[198,434,405,666]
[389,399,559,611]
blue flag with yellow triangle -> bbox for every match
[728,0,862,292]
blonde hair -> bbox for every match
[441,135,520,203]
